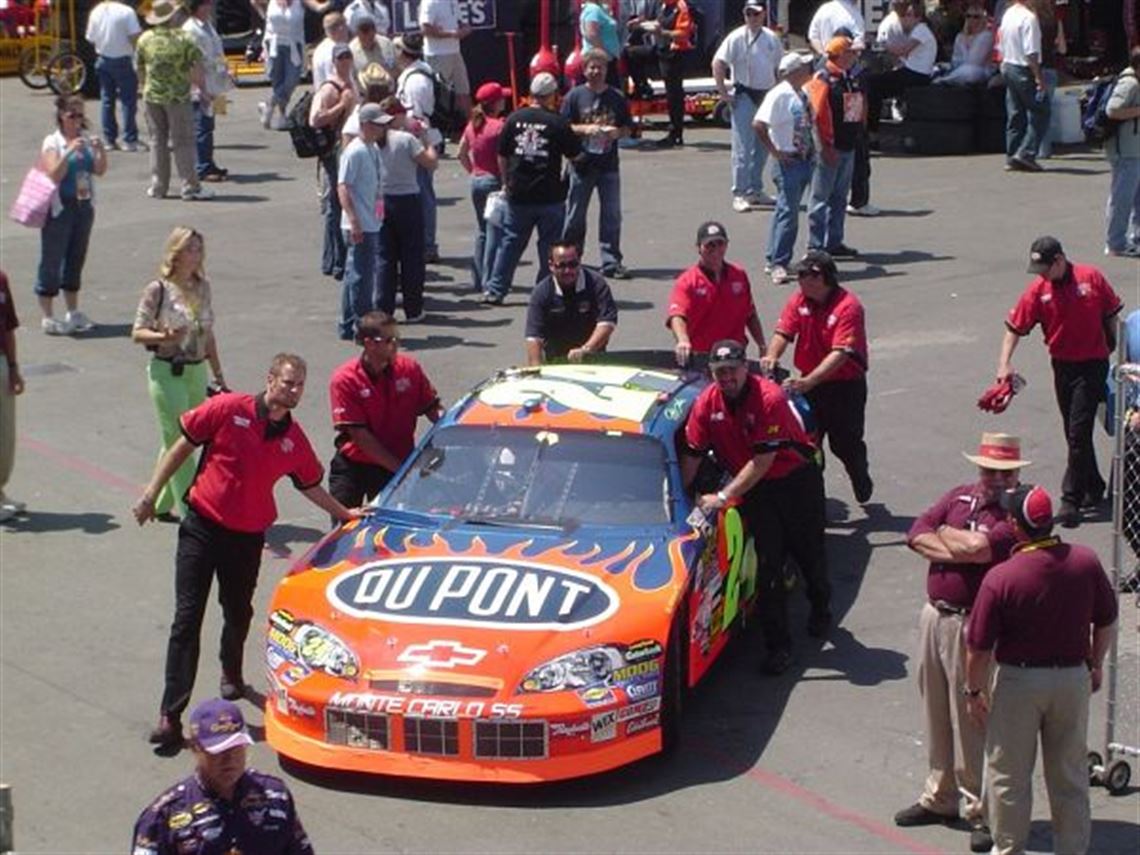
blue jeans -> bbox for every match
[192,101,217,178]
[36,199,95,296]
[95,55,138,145]
[767,157,814,268]
[808,149,854,251]
[417,164,438,256]
[563,168,622,270]
[1106,155,1140,252]
[339,230,379,340]
[319,153,346,279]
[378,194,426,319]
[731,88,767,197]
[469,173,501,292]
[268,46,302,109]
[485,200,565,300]
[1001,62,1050,162]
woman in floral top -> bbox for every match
[132,227,227,519]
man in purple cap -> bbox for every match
[132,698,314,854]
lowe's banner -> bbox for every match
[392,0,499,34]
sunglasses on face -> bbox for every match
[798,269,823,278]
[64,112,85,119]
[552,259,581,270]
[366,334,399,344]
[966,13,985,18]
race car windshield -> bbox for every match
[386,426,671,526]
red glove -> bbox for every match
[977,375,1024,414]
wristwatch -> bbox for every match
[716,490,729,504]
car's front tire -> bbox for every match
[660,600,689,754]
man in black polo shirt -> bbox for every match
[525,241,618,364]
[133,353,359,750]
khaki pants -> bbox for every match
[144,101,198,196]
[916,603,988,820]
[986,664,1091,855]
[0,360,15,491]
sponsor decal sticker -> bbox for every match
[612,660,660,683]
[625,713,660,735]
[617,697,662,721]
[590,710,617,743]
[624,639,663,662]
[397,639,487,669]
[577,686,616,707]
[549,720,590,738]
[328,691,524,719]
[624,678,660,701]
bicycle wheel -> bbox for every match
[47,50,87,96]
[18,42,52,90]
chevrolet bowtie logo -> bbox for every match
[397,640,487,669]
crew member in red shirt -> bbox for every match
[328,311,442,509]
[666,221,766,367]
[965,484,1117,855]
[682,339,829,675]
[133,353,359,750]
[762,249,872,502]
[995,236,1123,527]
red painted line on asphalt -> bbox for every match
[23,436,141,494]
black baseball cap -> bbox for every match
[708,339,747,368]
[790,249,838,280]
[1027,236,1064,274]
[696,221,728,245]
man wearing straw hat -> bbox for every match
[895,433,1027,852]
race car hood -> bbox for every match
[270,511,697,698]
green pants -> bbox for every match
[147,358,206,515]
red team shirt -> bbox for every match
[1005,263,1123,362]
[329,355,439,465]
[685,374,814,480]
[666,262,757,353]
[775,286,868,382]
[181,393,324,534]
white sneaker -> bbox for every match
[771,266,790,285]
[122,140,148,152]
[0,492,26,514]
[181,185,215,201]
[270,113,289,131]
[763,263,773,274]
[258,101,271,129]
[0,505,16,523]
[847,203,881,216]
[65,310,95,332]
[146,186,165,199]
[41,316,73,335]
[747,192,777,208]
[732,196,753,213]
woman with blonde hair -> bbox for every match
[131,227,227,520]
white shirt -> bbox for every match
[712,24,783,91]
[345,0,390,35]
[183,16,231,103]
[397,61,443,146]
[754,80,812,156]
[998,3,1040,67]
[85,0,140,59]
[874,11,906,52]
[263,0,306,66]
[312,37,346,90]
[952,28,994,70]
[808,0,865,49]
[419,0,461,57]
[901,22,937,75]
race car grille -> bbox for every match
[473,720,548,759]
[370,679,496,698]
[404,717,460,756]
[325,708,389,750]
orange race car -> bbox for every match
[264,356,765,782]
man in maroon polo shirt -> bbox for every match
[893,433,1025,852]
[328,311,442,509]
[682,339,829,675]
[666,221,766,366]
[965,484,1117,855]
[133,353,359,750]
[761,249,873,503]
[995,236,1123,527]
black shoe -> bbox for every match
[220,674,246,701]
[602,264,632,280]
[826,243,859,258]
[807,609,832,639]
[481,293,504,305]
[893,803,955,827]
[969,824,994,853]
[148,715,184,749]
[1055,501,1081,529]
[853,472,874,504]
[655,134,678,148]
[424,249,440,264]
[1011,154,1043,172]
[760,648,792,675]
[1081,490,1106,509]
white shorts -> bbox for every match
[425,52,470,96]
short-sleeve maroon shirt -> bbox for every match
[329,354,439,466]
[775,286,868,381]
[181,393,324,534]
[665,262,757,353]
[907,483,1018,608]
[1005,263,1123,362]
[966,541,1118,664]
[684,374,815,480]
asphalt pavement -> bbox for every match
[0,78,1137,852]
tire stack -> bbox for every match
[975,85,1007,154]
[900,86,977,155]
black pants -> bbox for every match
[806,377,870,490]
[328,449,393,511]
[866,68,931,133]
[624,44,656,95]
[1053,358,1108,508]
[850,126,871,209]
[160,508,264,718]
[742,463,830,653]
[657,51,686,139]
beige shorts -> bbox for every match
[425,52,470,96]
